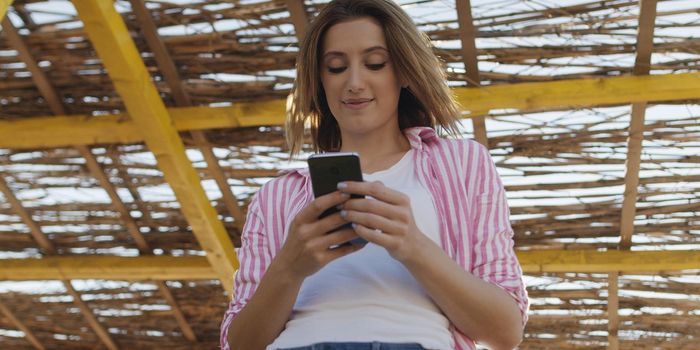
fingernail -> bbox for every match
[337,182,347,189]
[340,210,347,218]
[340,192,350,199]
[351,223,357,229]
[336,204,344,210]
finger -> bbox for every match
[338,181,409,206]
[352,223,393,248]
[341,210,404,235]
[315,227,359,248]
[343,197,408,222]
[323,242,361,262]
[296,191,350,223]
[313,212,351,235]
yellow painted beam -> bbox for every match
[517,249,700,273]
[4,70,700,149]
[0,250,698,281]
[454,71,700,114]
[0,0,12,21]
[0,103,286,149]
[71,0,236,293]
[0,256,216,281]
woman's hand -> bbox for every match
[274,190,361,281]
[336,181,426,263]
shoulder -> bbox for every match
[249,170,309,215]
[255,170,307,200]
[432,136,483,151]
[426,135,490,167]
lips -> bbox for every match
[342,98,373,110]
[343,98,374,104]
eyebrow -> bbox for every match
[322,46,389,59]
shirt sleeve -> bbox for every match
[220,192,271,349]
[469,143,529,327]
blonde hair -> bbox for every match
[286,0,462,156]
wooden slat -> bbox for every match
[1,250,699,281]
[0,177,56,254]
[191,131,246,230]
[633,0,658,77]
[62,280,119,350]
[78,145,150,252]
[2,16,183,345]
[11,3,35,30]
[1,17,65,114]
[107,146,155,221]
[285,0,308,43]
[156,281,197,342]
[0,25,120,341]
[71,0,237,293]
[3,10,151,256]
[3,68,700,149]
[608,272,620,350]
[619,101,646,248]
[128,0,245,229]
[127,0,191,106]
[456,0,488,147]
[82,145,199,341]
[620,0,658,250]
[0,0,12,21]
[0,256,217,280]
[0,301,46,350]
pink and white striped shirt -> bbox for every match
[220,127,529,349]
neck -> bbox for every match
[339,126,410,173]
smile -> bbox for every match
[342,99,374,110]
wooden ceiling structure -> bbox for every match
[0,0,699,348]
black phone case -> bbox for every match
[308,153,367,245]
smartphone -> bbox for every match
[307,152,367,246]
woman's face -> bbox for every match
[320,17,403,136]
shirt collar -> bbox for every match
[279,127,437,178]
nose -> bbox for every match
[346,63,366,93]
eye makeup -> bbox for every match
[325,62,388,74]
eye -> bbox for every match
[328,66,346,74]
[366,62,386,70]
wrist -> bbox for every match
[397,231,433,268]
[267,258,305,287]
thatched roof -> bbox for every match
[1,0,699,349]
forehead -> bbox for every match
[322,17,387,55]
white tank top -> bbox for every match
[268,149,454,350]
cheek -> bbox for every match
[378,71,401,96]
[321,76,340,100]
[377,79,402,105]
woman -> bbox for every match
[221,1,528,349]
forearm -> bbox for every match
[227,261,303,350]
[403,237,523,349]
